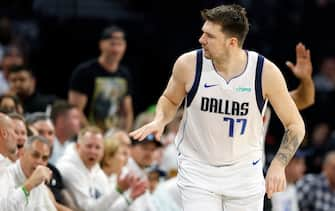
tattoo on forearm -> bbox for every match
[275,129,301,166]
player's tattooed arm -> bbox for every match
[274,129,301,166]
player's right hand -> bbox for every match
[129,120,164,142]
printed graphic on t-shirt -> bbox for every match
[90,77,127,129]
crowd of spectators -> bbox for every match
[1,1,335,211]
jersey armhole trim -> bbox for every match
[255,54,265,113]
[186,49,203,107]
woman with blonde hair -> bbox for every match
[100,137,129,187]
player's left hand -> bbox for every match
[286,42,312,81]
[265,159,287,199]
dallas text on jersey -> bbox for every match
[200,97,249,116]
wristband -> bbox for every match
[115,186,124,194]
[21,186,30,205]
[122,193,133,206]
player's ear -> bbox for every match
[228,37,239,47]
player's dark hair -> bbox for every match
[201,4,249,47]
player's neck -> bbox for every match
[212,49,247,79]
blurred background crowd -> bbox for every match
[1,0,335,211]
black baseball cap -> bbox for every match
[100,25,126,41]
[131,134,163,148]
[147,165,166,177]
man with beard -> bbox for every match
[8,65,57,114]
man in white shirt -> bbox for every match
[0,135,54,211]
[0,112,17,167]
[49,100,81,164]
[57,126,146,211]
[126,134,163,211]
[26,112,75,209]
[0,112,27,211]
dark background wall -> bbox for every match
[1,0,335,118]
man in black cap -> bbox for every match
[124,134,162,210]
[69,25,134,132]
[129,134,162,177]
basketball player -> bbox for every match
[130,4,305,211]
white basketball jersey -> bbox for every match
[175,49,267,166]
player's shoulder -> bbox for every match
[247,50,280,76]
[261,53,287,96]
[171,50,199,85]
[174,49,198,69]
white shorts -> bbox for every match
[177,154,265,211]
